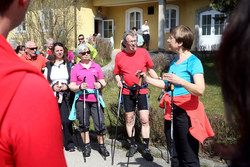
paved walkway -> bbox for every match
[64,143,170,167]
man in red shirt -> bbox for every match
[20,41,48,71]
[0,0,67,166]
[114,30,158,161]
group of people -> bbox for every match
[14,35,105,157]
[1,0,250,166]
[116,26,214,165]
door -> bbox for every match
[199,10,226,50]
[102,19,114,39]
[102,19,114,48]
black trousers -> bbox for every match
[76,101,107,135]
[59,99,75,150]
[164,104,200,167]
[143,34,150,50]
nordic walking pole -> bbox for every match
[127,73,143,167]
[82,76,87,163]
[170,80,174,162]
[111,75,123,165]
[158,72,170,163]
[94,75,106,161]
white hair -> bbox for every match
[46,38,54,44]
[75,44,90,57]
[123,30,137,42]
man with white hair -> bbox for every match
[0,0,67,166]
[46,37,54,57]
[20,41,48,71]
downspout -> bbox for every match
[158,0,166,50]
[74,0,77,48]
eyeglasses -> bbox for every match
[79,50,91,56]
[127,40,137,44]
[28,47,38,50]
[168,36,175,40]
[78,38,84,41]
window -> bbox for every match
[103,20,114,38]
[165,5,179,33]
[40,8,54,32]
[200,11,226,36]
[125,8,143,32]
[201,15,211,35]
[14,20,26,35]
[214,14,226,35]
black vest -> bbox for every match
[45,61,72,84]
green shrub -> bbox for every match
[150,51,176,73]
[149,106,166,145]
[207,114,239,145]
[95,38,112,67]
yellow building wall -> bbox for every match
[103,2,159,50]
[8,0,211,51]
[93,0,158,6]
[76,0,95,47]
[165,0,210,50]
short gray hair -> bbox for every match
[123,30,137,42]
[46,38,54,44]
[75,44,90,57]
[25,41,35,48]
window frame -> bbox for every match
[165,5,179,33]
[125,7,143,33]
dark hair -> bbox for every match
[0,0,15,15]
[15,45,25,54]
[78,34,84,38]
[50,42,68,65]
[214,0,250,165]
[132,27,138,31]
[170,25,194,50]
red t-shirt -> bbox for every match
[114,48,154,95]
[0,34,67,167]
[20,53,48,71]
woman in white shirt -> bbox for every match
[44,42,75,152]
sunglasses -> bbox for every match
[80,50,91,56]
[28,47,38,50]
[78,38,84,40]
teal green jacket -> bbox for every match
[68,89,105,121]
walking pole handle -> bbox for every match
[138,71,143,86]
[121,74,124,83]
[80,76,86,91]
[170,83,174,91]
[94,75,98,82]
